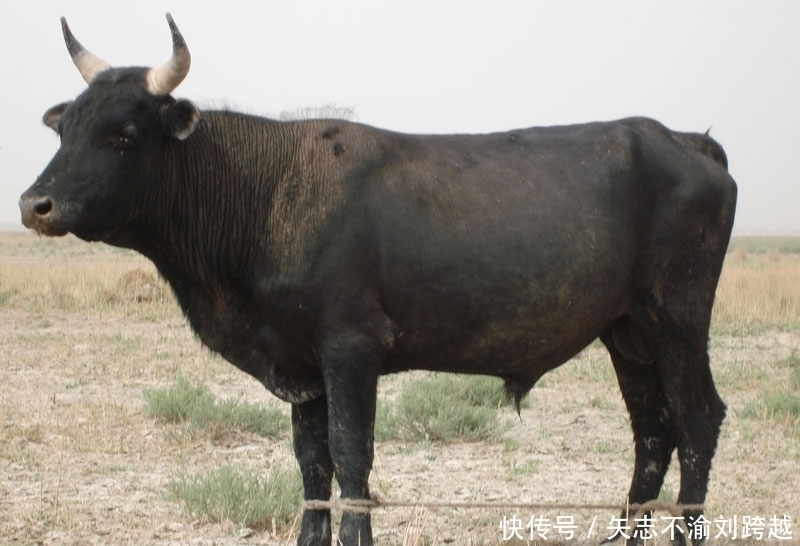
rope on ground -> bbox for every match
[302,495,705,520]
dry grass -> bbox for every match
[0,233,172,316]
[1,231,799,545]
[4,232,800,331]
[713,250,800,332]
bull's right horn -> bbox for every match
[145,13,191,96]
[61,17,111,85]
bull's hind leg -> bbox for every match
[613,294,725,545]
[653,331,726,545]
[601,320,676,545]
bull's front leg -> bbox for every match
[292,396,333,546]
[319,330,383,546]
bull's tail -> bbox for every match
[674,130,729,169]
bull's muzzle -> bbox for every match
[19,193,65,235]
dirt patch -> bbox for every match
[2,305,798,545]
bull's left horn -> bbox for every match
[145,13,191,96]
[61,17,111,84]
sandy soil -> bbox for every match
[2,303,799,546]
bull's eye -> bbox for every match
[112,122,138,149]
[120,123,137,143]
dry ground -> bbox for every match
[1,232,798,545]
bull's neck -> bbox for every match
[131,112,295,291]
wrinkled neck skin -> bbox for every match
[108,112,330,402]
[121,113,291,289]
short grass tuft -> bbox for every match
[741,391,800,421]
[778,350,800,389]
[168,463,302,530]
[143,377,289,438]
[375,374,512,443]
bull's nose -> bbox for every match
[19,194,54,226]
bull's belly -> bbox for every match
[383,304,614,376]
[378,225,632,377]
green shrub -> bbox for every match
[143,377,289,438]
[169,463,302,530]
[741,391,800,421]
[376,374,512,442]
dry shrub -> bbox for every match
[112,269,164,303]
[401,506,429,546]
[730,246,748,262]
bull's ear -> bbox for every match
[43,102,72,133]
[163,99,200,140]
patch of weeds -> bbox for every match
[65,378,86,390]
[144,377,216,422]
[375,374,512,443]
[168,463,302,530]
[0,443,41,470]
[106,332,148,360]
[589,395,616,411]
[0,288,19,306]
[595,440,620,454]
[536,426,554,440]
[505,458,540,477]
[99,463,131,473]
[562,348,616,384]
[212,398,289,438]
[0,423,47,446]
[714,357,769,390]
[777,350,800,389]
[740,391,800,421]
[374,401,396,441]
[143,377,289,439]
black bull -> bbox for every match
[19,15,736,546]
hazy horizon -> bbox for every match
[3,1,799,235]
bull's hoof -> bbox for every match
[337,512,373,546]
[297,510,332,546]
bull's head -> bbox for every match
[19,14,199,241]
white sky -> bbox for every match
[2,0,798,233]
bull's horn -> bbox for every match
[145,13,191,96]
[61,17,111,84]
